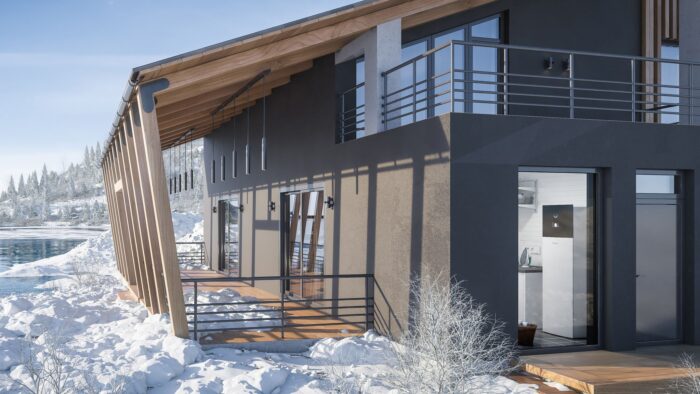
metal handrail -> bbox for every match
[182,273,375,341]
[381,40,695,128]
[383,40,700,77]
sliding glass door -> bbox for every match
[218,199,240,276]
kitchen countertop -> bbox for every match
[518,266,543,273]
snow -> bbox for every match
[0,213,540,393]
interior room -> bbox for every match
[517,170,597,349]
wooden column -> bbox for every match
[110,152,134,285]
[116,128,152,308]
[136,79,189,338]
[123,114,161,313]
[125,109,167,314]
[113,139,144,298]
[102,153,126,278]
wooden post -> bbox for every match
[136,79,189,338]
[102,154,126,279]
[123,113,161,313]
[113,135,146,300]
[129,104,169,314]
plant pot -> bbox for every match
[518,324,537,347]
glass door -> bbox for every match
[218,199,240,276]
[282,190,326,300]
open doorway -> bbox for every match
[517,169,598,349]
[281,190,326,300]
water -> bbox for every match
[0,229,101,296]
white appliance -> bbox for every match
[541,204,588,339]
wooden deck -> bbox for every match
[180,269,366,344]
[522,345,700,393]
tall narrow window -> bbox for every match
[211,159,216,184]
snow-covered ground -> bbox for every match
[0,214,540,393]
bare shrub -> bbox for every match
[10,334,71,394]
[386,272,518,394]
[674,353,700,394]
[68,257,99,287]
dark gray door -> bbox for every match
[635,199,681,343]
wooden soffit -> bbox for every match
[147,0,495,148]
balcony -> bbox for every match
[341,41,700,134]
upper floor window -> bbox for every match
[660,43,679,124]
[385,15,503,129]
[337,56,365,143]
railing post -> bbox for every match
[340,93,345,142]
[568,53,575,119]
[631,59,636,122]
[503,47,509,115]
[364,275,372,331]
[450,42,455,113]
[413,59,417,123]
[690,64,694,125]
[383,72,388,130]
[193,281,198,342]
[280,278,286,339]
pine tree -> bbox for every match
[17,174,25,197]
[40,164,48,191]
[6,176,16,199]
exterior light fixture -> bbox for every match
[544,56,554,70]
[268,201,276,211]
[325,196,335,209]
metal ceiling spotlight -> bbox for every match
[544,56,555,70]
[325,196,335,209]
[261,78,268,172]
[178,142,182,193]
[168,147,173,195]
[184,134,189,192]
[232,106,238,179]
[245,106,251,175]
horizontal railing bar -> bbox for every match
[188,313,369,325]
[182,273,372,283]
[185,297,370,307]
[189,320,372,333]
[186,303,371,316]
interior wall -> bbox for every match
[518,172,588,266]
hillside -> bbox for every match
[0,140,204,227]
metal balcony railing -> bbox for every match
[338,82,366,142]
[182,273,374,341]
[381,40,700,129]
[176,242,206,267]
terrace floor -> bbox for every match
[180,269,366,344]
[522,345,700,393]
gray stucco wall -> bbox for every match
[451,112,700,351]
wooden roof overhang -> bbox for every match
[101,0,495,161]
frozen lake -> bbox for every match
[0,228,103,295]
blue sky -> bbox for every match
[0,0,356,192]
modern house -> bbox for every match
[101,0,700,354]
